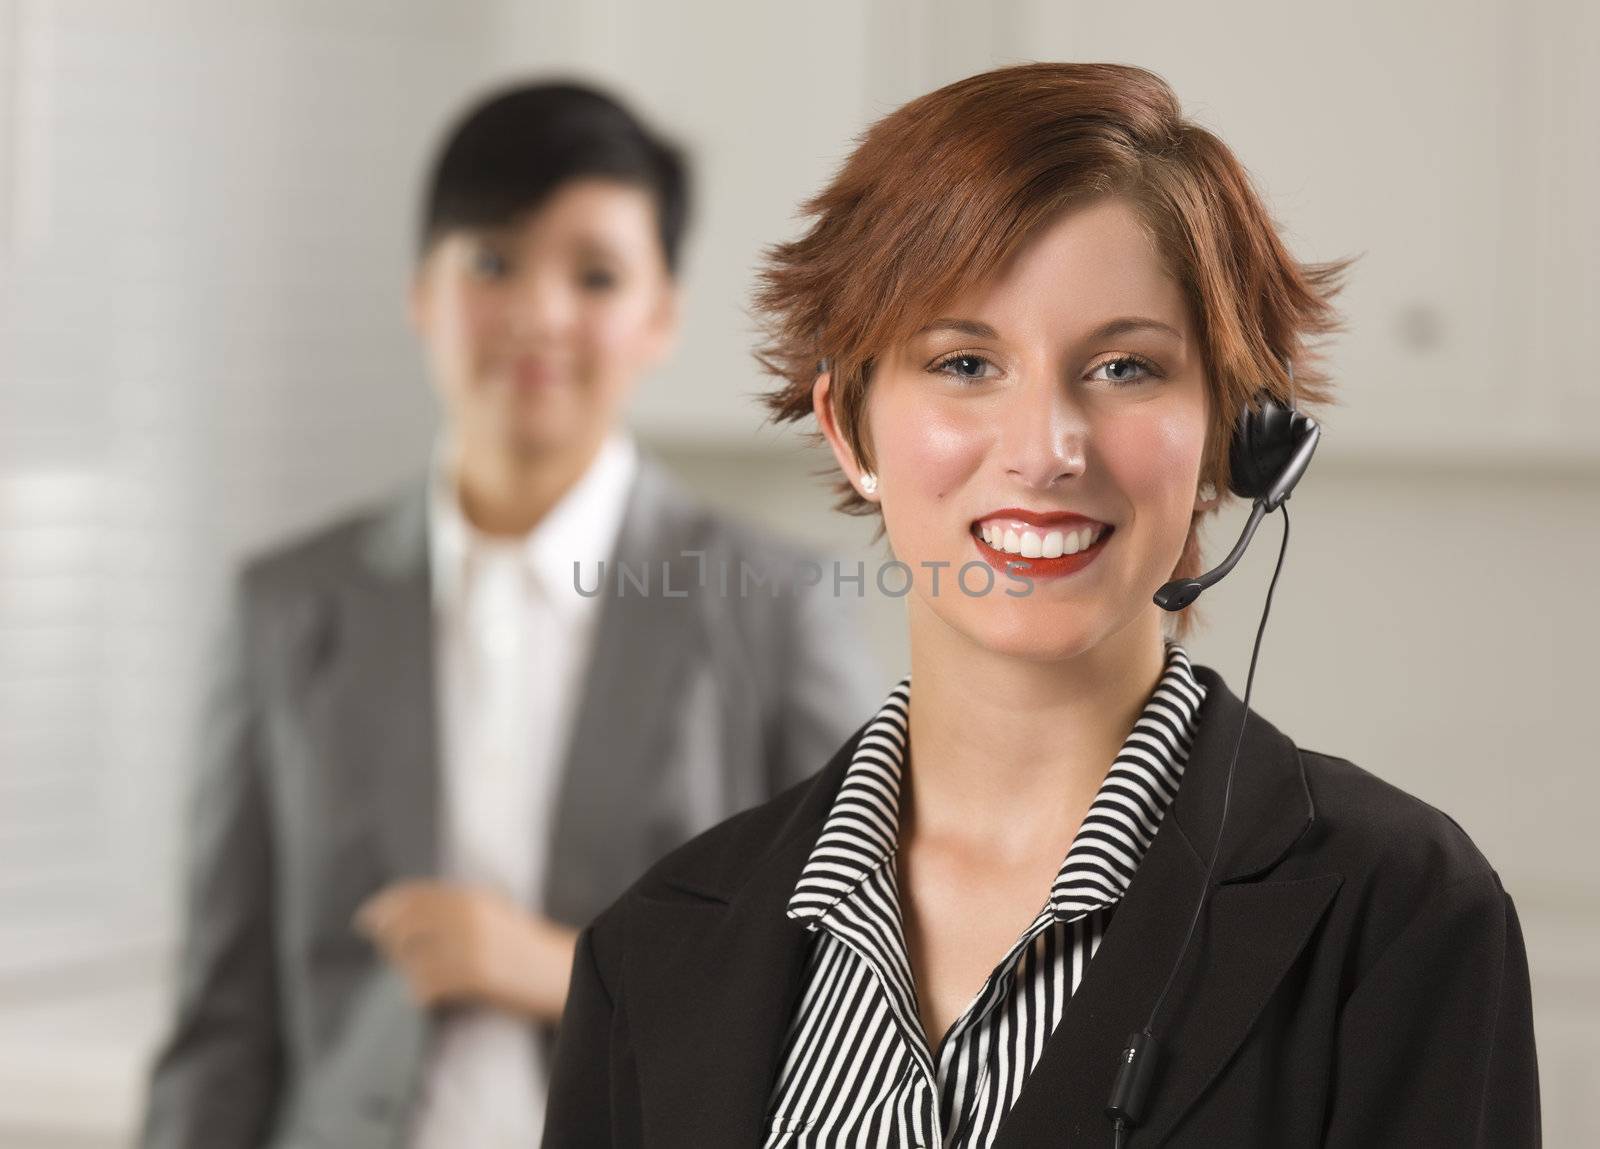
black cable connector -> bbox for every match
[1105,1029,1161,1135]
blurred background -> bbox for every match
[0,0,1595,1144]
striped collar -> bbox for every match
[787,640,1207,929]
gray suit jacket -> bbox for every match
[140,456,882,1149]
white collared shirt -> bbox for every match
[409,430,638,1149]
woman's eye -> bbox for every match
[1089,355,1158,386]
[933,353,998,381]
[469,246,510,280]
[579,267,619,291]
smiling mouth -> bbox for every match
[971,520,1112,559]
[968,519,1115,578]
[510,363,560,388]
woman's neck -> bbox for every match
[901,600,1169,864]
[449,430,603,538]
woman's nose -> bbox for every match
[997,374,1088,489]
[508,270,575,341]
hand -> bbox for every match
[354,880,578,1023]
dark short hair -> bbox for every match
[418,80,690,274]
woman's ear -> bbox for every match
[408,260,435,339]
[812,369,878,502]
[641,280,682,368]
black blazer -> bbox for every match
[544,663,1541,1147]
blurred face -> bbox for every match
[410,178,678,460]
[818,196,1215,661]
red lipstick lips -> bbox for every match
[970,508,1114,580]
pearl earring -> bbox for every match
[860,472,879,496]
[1198,481,1218,502]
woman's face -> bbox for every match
[410,178,678,460]
[821,196,1214,662]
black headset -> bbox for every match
[1109,360,1319,1146]
[1153,362,1320,610]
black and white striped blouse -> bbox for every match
[763,640,1207,1148]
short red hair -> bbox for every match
[754,62,1351,638]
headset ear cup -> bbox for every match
[1227,401,1267,499]
[1227,392,1298,500]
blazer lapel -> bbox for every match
[348,483,439,880]
[996,665,1339,1147]
[620,733,860,1146]
[543,458,707,924]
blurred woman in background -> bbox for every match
[141,81,878,1149]
[544,62,1539,1147]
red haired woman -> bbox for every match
[545,63,1539,1148]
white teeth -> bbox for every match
[977,521,1106,557]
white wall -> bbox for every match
[0,0,1593,1144]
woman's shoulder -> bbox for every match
[584,722,863,945]
[637,454,861,603]
[1293,746,1500,889]
[636,453,805,558]
[1288,745,1515,975]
